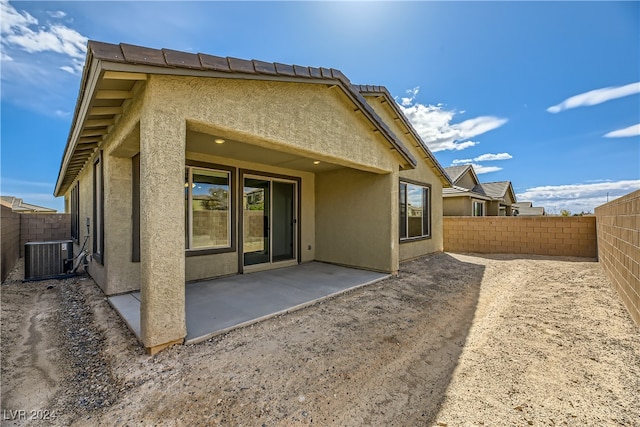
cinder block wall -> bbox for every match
[1,205,21,282]
[595,190,640,327]
[19,213,72,257]
[443,216,597,258]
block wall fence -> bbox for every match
[595,190,640,327]
[443,216,597,258]
[0,211,71,282]
[19,214,72,257]
[1,205,21,282]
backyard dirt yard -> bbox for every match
[2,253,639,426]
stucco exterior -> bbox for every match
[57,41,451,353]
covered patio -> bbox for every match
[109,262,389,345]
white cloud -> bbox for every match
[453,153,513,164]
[401,86,419,106]
[468,163,502,174]
[604,123,640,138]
[47,10,67,19]
[451,158,472,165]
[547,82,640,113]
[0,0,87,74]
[398,88,508,152]
[0,50,12,61]
[516,180,640,214]
[0,0,37,34]
[455,116,508,139]
[452,153,512,173]
[473,152,512,162]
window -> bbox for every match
[93,152,104,263]
[132,154,140,262]
[70,181,80,242]
[399,181,431,240]
[473,201,485,217]
[185,166,232,251]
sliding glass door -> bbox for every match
[243,176,296,267]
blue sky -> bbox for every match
[1,0,639,214]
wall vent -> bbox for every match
[24,240,74,281]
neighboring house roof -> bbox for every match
[444,165,472,184]
[443,165,517,206]
[477,181,517,204]
[56,41,441,196]
[513,202,545,216]
[0,196,57,213]
[442,186,493,201]
[443,165,488,200]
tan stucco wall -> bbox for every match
[456,171,477,190]
[64,73,446,349]
[64,155,108,289]
[443,197,470,216]
[315,168,398,273]
[362,96,444,261]
[61,76,145,296]
[138,86,187,348]
[149,75,398,174]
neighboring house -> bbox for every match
[0,196,57,213]
[442,165,517,216]
[479,181,517,216]
[513,202,546,216]
[54,41,452,353]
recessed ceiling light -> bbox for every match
[214,138,225,144]
[313,161,320,165]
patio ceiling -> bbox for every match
[187,130,344,173]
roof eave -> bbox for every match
[54,49,100,197]
[55,41,419,196]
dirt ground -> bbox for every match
[1,253,639,426]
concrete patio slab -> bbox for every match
[108,262,389,345]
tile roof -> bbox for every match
[443,186,492,200]
[0,196,57,213]
[59,41,453,195]
[477,181,512,199]
[444,165,472,184]
[89,41,354,84]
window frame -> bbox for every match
[70,181,80,243]
[184,161,236,257]
[472,200,485,217]
[399,179,432,242]
[93,151,104,264]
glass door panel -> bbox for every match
[243,178,270,266]
[271,181,295,262]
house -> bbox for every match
[0,196,57,213]
[54,41,452,353]
[443,165,517,216]
[513,202,546,216]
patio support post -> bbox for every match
[139,100,186,354]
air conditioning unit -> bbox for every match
[24,240,74,281]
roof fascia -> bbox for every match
[54,54,102,196]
